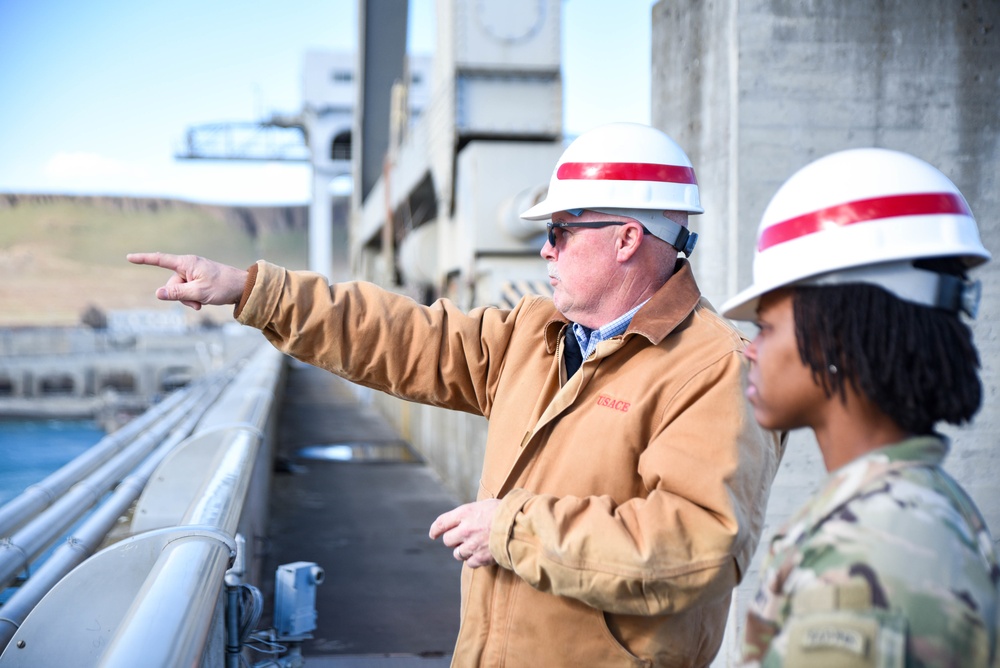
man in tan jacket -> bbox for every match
[130,122,783,667]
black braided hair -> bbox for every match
[790,259,982,435]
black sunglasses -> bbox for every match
[545,220,651,247]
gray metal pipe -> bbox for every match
[0,381,224,590]
[182,427,262,536]
[99,348,283,667]
[0,385,193,538]
[225,585,241,668]
[97,530,235,668]
[0,346,283,666]
[0,376,228,651]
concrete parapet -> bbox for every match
[0,327,264,429]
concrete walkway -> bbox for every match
[262,358,462,667]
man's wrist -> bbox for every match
[233,262,259,318]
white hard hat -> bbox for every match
[521,122,704,226]
[721,148,990,321]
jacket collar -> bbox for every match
[628,260,701,345]
[544,316,569,354]
[543,260,702,352]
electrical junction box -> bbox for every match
[275,561,325,637]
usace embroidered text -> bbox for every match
[596,395,631,412]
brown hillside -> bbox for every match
[0,194,309,327]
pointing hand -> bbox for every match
[127,252,248,311]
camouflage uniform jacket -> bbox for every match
[741,435,999,667]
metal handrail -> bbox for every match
[0,373,231,649]
[0,377,226,590]
[98,529,237,668]
[93,345,284,667]
[0,385,192,538]
[0,344,285,666]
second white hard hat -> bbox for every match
[721,148,990,321]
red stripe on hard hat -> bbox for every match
[758,192,971,252]
[557,162,697,184]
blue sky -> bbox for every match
[0,0,655,205]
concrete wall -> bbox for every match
[651,0,999,663]
[0,327,263,428]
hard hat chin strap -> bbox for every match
[590,208,698,256]
[800,261,982,318]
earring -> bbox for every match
[828,364,838,375]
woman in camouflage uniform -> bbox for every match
[721,148,999,667]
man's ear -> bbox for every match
[616,222,644,262]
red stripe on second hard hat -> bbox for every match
[556,162,697,184]
[758,192,971,252]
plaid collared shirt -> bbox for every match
[571,300,649,360]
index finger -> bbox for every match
[127,252,184,270]
[429,508,462,539]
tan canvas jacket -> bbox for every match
[237,260,784,667]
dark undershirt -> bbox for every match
[564,328,583,378]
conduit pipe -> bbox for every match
[93,346,282,667]
[183,426,262,535]
[0,385,192,537]
[98,530,236,668]
[0,373,230,650]
[0,377,227,590]
[0,346,282,666]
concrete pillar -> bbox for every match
[309,171,334,277]
[72,369,85,397]
[651,1,1000,663]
